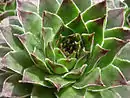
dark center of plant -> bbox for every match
[59,34,81,57]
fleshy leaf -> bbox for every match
[1,51,33,75]
[106,8,125,29]
[85,91,102,98]
[97,38,127,68]
[101,64,127,87]
[0,26,24,51]
[17,9,42,38]
[45,75,75,91]
[0,46,11,57]
[54,48,66,60]
[17,0,38,13]
[73,0,91,12]
[45,58,68,74]
[57,0,79,24]
[86,16,106,46]
[104,27,130,41]
[43,27,55,48]
[87,45,109,73]
[17,33,44,60]
[43,11,63,34]
[31,85,56,98]
[82,1,106,22]
[67,13,88,33]
[21,66,52,87]
[57,87,86,98]
[81,33,94,52]
[113,58,130,80]
[0,10,16,22]
[117,42,130,61]
[39,0,59,15]
[73,68,104,89]
[63,64,87,80]
[57,58,76,70]
[1,74,32,98]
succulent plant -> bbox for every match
[0,0,130,98]
[0,0,16,21]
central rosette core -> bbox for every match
[59,34,81,57]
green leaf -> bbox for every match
[57,58,76,70]
[104,27,130,41]
[43,11,63,34]
[31,85,56,98]
[117,42,130,61]
[81,33,94,52]
[101,64,127,87]
[0,10,16,22]
[43,27,55,48]
[21,66,52,87]
[17,33,44,60]
[85,91,102,98]
[45,58,68,75]
[73,68,104,89]
[17,0,38,13]
[54,48,66,60]
[57,0,79,24]
[0,72,12,94]
[1,74,32,98]
[63,64,87,80]
[1,51,33,74]
[39,0,60,15]
[82,1,106,22]
[4,0,16,11]
[100,89,120,98]
[106,8,125,29]
[67,14,88,33]
[57,87,86,98]
[87,45,109,73]
[73,0,91,12]
[0,26,24,51]
[0,46,11,57]
[45,75,75,91]
[96,38,127,68]
[113,58,130,80]
[17,9,42,38]
[86,16,106,46]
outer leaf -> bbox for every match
[0,26,24,51]
[73,68,104,89]
[104,27,130,41]
[117,42,130,61]
[85,91,102,98]
[17,9,42,38]
[101,64,127,87]
[43,11,63,34]
[106,8,125,29]
[0,46,11,57]
[82,1,106,22]
[96,38,127,68]
[31,85,56,98]
[73,0,91,12]
[86,16,106,46]
[67,14,88,33]
[87,45,109,73]
[39,0,59,15]
[45,75,75,91]
[1,74,32,98]
[57,0,79,24]
[57,87,86,98]
[1,51,33,74]
[113,58,130,80]
[21,66,52,87]
[17,0,38,13]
